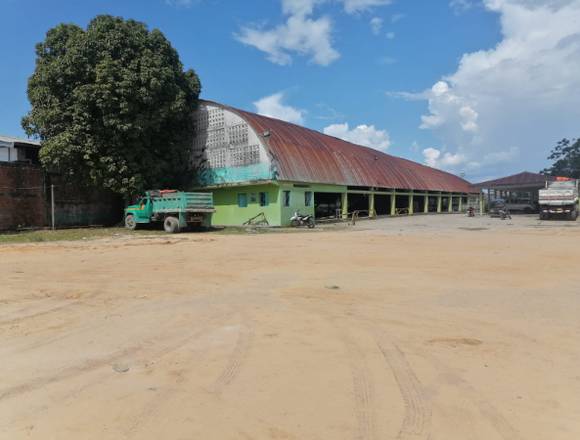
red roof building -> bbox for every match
[193,101,478,226]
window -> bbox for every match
[304,191,312,207]
[237,193,248,208]
[283,190,291,207]
[259,192,269,207]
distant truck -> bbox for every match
[539,179,579,220]
[124,190,215,233]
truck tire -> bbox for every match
[163,216,180,233]
[125,214,138,230]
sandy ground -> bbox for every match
[1,214,579,440]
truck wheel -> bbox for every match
[163,216,180,233]
[125,214,138,230]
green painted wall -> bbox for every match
[209,180,469,227]
[278,182,347,226]
[211,184,281,226]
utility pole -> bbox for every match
[51,184,55,231]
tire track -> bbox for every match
[0,294,98,327]
[334,323,377,440]
[427,356,524,440]
[375,338,431,440]
[0,309,232,403]
[123,330,233,438]
[209,319,254,394]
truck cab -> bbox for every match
[125,194,154,226]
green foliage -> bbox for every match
[542,138,580,178]
[23,15,201,195]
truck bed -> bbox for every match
[151,192,215,213]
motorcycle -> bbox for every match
[498,207,512,220]
[290,211,315,228]
[467,207,475,217]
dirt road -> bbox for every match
[1,216,579,439]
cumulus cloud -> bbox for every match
[236,15,338,66]
[254,92,305,125]
[323,122,391,151]
[370,17,383,35]
[422,147,466,169]
[395,0,580,180]
[236,0,392,65]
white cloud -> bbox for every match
[370,17,383,35]
[391,13,405,23]
[449,0,476,13]
[397,0,580,179]
[422,147,466,169]
[254,92,305,125]
[386,31,395,39]
[236,0,339,66]
[342,0,392,14]
[323,122,391,151]
[236,0,393,65]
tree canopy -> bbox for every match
[22,15,201,195]
[542,138,580,179]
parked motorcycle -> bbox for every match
[498,207,512,220]
[467,207,475,217]
[290,211,315,228]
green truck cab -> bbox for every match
[124,190,215,233]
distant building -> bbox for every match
[0,135,41,164]
[192,101,477,226]
[474,171,553,213]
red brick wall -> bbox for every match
[0,163,47,230]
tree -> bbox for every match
[22,15,201,195]
[542,138,580,178]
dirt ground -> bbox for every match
[1,214,579,440]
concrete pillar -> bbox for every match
[448,195,453,213]
[458,195,463,212]
[424,194,429,213]
[408,193,414,215]
[480,192,484,215]
[341,192,348,219]
[437,194,442,213]
[391,191,396,216]
[369,193,375,217]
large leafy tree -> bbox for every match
[542,138,580,178]
[23,15,201,195]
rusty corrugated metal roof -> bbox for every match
[204,101,475,193]
[474,171,552,188]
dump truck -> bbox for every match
[124,190,215,233]
[539,179,579,220]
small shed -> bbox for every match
[474,171,552,212]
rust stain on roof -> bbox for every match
[205,100,476,193]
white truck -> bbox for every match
[539,179,579,220]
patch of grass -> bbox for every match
[0,227,164,244]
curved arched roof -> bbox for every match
[203,101,475,193]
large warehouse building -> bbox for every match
[192,100,477,226]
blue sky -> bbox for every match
[1,0,579,181]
